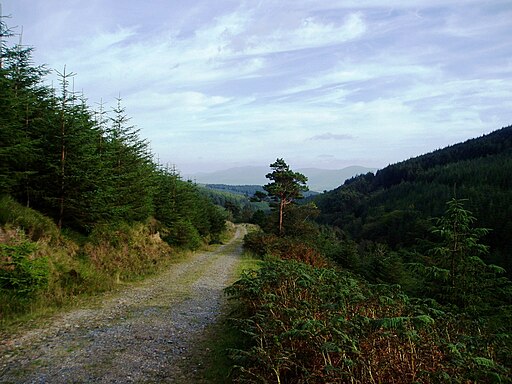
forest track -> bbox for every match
[0,224,248,383]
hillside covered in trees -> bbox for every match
[314,126,512,275]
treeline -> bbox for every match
[229,156,512,382]
[0,22,226,244]
[204,184,265,197]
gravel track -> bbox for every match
[0,225,248,383]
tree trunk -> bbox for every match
[58,114,65,229]
[279,198,285,235]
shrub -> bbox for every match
[243,230,279,256]
[0,239,49,298]
[85,221,174,280]
[226,259,510,383]
[243,231,327,267]
[163,219,203,250]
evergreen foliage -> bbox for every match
[199,185,266,223]
[204,184,265,197]
[411,199,512,315]
[0,20,225,246]
[255,159,308,235]
[0,239,48,298]
[155,173,227,246]
[0,18,228,320]
[314,126,512,275]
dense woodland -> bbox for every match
[2,16,512,383]
[0,43,225,241]
[314,126,512,276]
[199,184,268,223]
[0,20,226,319]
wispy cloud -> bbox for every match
[5,0,512,173]
[238,12,366,55]
[309,133,355,141]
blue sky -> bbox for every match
[3,0,512,173]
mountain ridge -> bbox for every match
[185,165,377,192]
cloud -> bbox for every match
[297,0,482,8]
[177,6,367,59]
[124,91,231,114]
[242,12,366,54]
[87,27,137,51]
[441,6,512,38]
[6,0,511,174]
[309,133,355,141]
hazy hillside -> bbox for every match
[187,165,377,192]
[187,167,269,186]
[298,166,378,192]
[201,184,265,197]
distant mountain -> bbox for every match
[186,166,269,186]
[186,165,377,192]
[297,166,378,192]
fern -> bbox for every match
[227,257,512,383]
[412,315,435,327]
[473,357,496,368]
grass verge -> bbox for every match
[199,246,262,383]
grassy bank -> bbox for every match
[0,196,199,332]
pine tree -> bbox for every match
[0,30,50,201]
[263,158,308,235]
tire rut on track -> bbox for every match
[0,224,248,384]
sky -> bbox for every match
[2,0,512,174]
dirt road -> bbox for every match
[0,224,248,383]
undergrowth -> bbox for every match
[244,230,329,267]
[226,258,511,383]
[0,198,186,330]
[0,196,59,242]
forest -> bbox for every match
[1,15,512,383]
[0,20,226,320]
[313,126,512,276]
